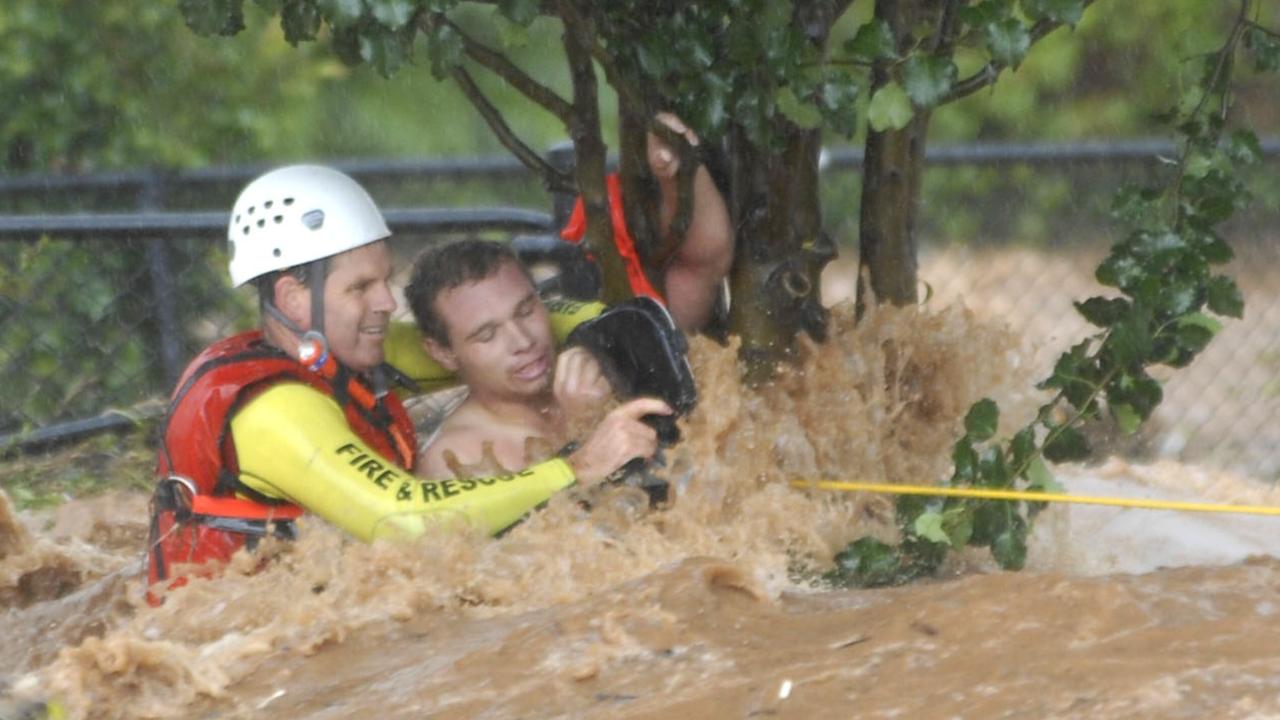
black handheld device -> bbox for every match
[564,296,698,445]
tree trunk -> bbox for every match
[856,0,929,313]
[726,124,834,381]
[559,0,631,304]
[724,2,838,379]
[856,112,928,312]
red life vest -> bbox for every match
[561,173,666,302]
[146,330,416,598]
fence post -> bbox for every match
[140,172,184,389]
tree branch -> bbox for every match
[560,0,631,302]
[440,17,574,125]
[928,0,964,55]
[937,0,1099,105]
[450,66,576,194]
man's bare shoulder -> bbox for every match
[419,403,489,477]
[420,399,555,479]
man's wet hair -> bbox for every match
[406,239,532,346]
[252,265,313,312]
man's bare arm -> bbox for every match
[648,113,734,332]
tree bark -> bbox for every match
[857,112,928,311]
[726,120,833,381]
[559,1,631,303]
[856,0,927,313]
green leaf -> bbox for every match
[1110,402,1141,435]
[1025,455,1061,490]
[361,23,414,77]
[317,0,364,25]
[901,55,957,108]
[867,82,914,131]
[959,0,1010,29]
[977,445,1010,488]
[1206,276,1244,318]
[913,511,951,545]
[826,537,904,588]
[1074,297,1129,328]
[845,19,897,61]
[1110,370,1163,419]
[180,0,246,36]
[1043,425,1090,463]
[970,502,1007,545]
[281,0,322,44]
[1105,312,1153,368]
[952,437,979,484]
[1194,231,1234,265]
[1174,317,1216,354]
[368,0,414,26]
[775,86,824,130]
[425,21,464,78]
[332,24,364,65]
[993,521,1028,570]
[498,0,540,26]
[1020,0,1085,26]
[941,506,974,548]
[1096,252,1144,290]
[1110,185,1162,225]
[964,398,999,441]
[818,73,860,137]
[1176,312,1223,336]
[985,18,1030,68]
[1246,26,1280,71]
[1184,153,1213,179]
[1039,340,1097,410]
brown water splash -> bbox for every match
[26,298,1248,720]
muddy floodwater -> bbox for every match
[4,303,1280,719]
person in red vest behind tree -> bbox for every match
[560,113,733,332]
[146,165,659,602]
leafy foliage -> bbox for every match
[829,3,1273,586]
[0,0,332,172]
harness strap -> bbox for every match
[190,495,304,521]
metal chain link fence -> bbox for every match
[2,143,1277,480]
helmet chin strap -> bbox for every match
[261,257,329,351]
[307,257,327,341]
[265,256,390,394]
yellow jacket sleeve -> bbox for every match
[381,298,606,394]
[229,383,576,541]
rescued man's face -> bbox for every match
[318,240,396,374]
[431,260,555,401]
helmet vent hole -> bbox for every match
[302,209,325,230]
[284,197,295,206]
[273,248,282,258]
[234,214,240,224]
[257,218,266,228]
[264,200,274,209]
[242,225,250,235]
[274,215,283,224]
[247,206,255,215]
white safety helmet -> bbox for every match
[227,165,391,287]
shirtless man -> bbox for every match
[406,240,671,482]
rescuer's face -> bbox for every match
[319,240,396,374]
[425,259,555,402]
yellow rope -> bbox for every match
[789,479,1280,517]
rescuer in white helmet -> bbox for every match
[145,165,663,602]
